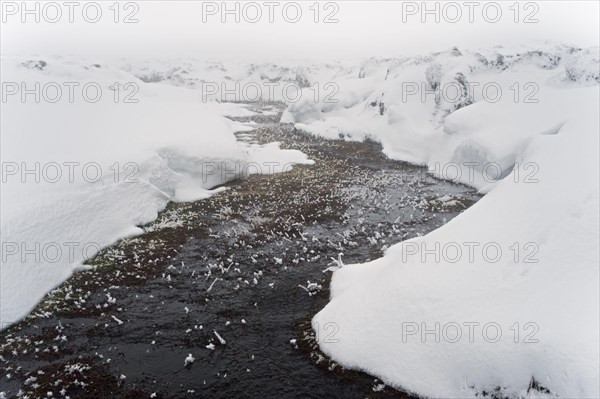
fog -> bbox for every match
[2,1,598,61]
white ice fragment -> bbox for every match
[207,278,219,292]
[184,353,195,367]
[213,330,226,345]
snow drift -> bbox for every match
[0,56,312,328]
[118,58,350,103]
[287,45,600,398]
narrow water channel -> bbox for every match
[0,103,481,398]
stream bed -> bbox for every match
[0,103,481,399]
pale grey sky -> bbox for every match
[1,1,598,61]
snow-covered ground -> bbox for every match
[0,56,312,328]
[294,45,600,397]
[118,57,350,103]
[282,44,599,186]
[1,43,598,398]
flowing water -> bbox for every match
[0,103,481,398]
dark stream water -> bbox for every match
[0,103,480,398]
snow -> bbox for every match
[283,44,597,176]
[306,45,600,398]
[118,57,350,103]
[2,45,598,398]
[0,55,312,328]
[184,353,195,367]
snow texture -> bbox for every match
[294,45,600,398]
[0,55,312,327]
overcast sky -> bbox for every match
[1,1,598,61]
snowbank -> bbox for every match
[297,46,600,397]
[0,56,312,328]
[118,58,351,103]
[283,44,599,189]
